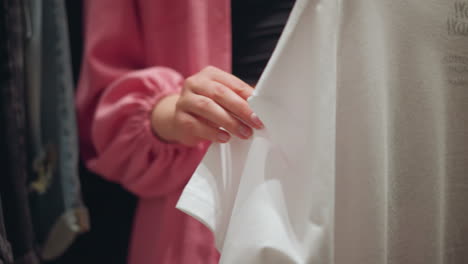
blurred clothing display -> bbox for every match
[0,0,40,263]
[24,0,89,260]
[0,0,87,263]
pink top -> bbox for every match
[76,1,231,263]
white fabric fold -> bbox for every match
[178,0,468,263]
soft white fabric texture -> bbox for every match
[177,0,468,263]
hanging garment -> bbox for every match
[0,0,40,263]
[177,0,468,263]
[24,0,89,261]
[48,2,137,264]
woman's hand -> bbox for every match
[151,66,264,146]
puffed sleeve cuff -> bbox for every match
[87,67,209,198]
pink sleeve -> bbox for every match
[76,0,209,198]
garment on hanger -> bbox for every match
[24,0,89,261]
[178,0,468,263]
[0,0,40,263]
[49,2,137,264]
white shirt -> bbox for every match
[177,0,468,263]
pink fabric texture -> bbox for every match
[76,0,231,263]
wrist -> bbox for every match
[151,94,180,143]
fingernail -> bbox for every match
[250,113,264,129]
[238,126,252,138]
[217,132,230,143]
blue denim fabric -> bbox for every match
[25,0,89,261]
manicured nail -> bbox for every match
[250,113,264,129]
[238,126,252,138]
[217,132,230,143]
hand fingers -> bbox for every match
[178,93,253,139]
[192,81,264,129]
[202,66,254,100]
[174,112,231,145]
